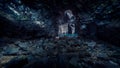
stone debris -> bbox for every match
[0,38,119,68]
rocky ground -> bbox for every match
[0,37,120,68]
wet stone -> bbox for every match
[86,41,96,48]
[18,43,28,49]
[3,46,20,55]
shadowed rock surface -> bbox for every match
[0,0,120,68]
[0,38,119,68]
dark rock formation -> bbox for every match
[0,0,120,68]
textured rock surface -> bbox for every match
[0,38,119,68]
[0,0,120,68]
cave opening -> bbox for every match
[0,0,120,68]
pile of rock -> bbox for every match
[0,38,119,68]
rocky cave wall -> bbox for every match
[0,0,120,46]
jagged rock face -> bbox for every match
[0,1,120,68]
[0,0,120,45]
[0,0,54,38]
